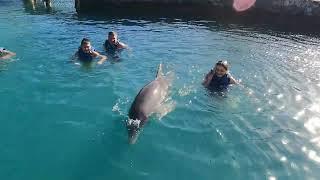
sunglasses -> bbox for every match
[215,60,228,70]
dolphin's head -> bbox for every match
[126,119,141,144]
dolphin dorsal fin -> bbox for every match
[156,63,163,78]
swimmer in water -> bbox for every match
[0,47,16,60]
[202,60,238,92]
[104,31,127,59]
[73,38,107,65]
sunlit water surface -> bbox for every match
[0,0,320,179]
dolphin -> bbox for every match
[127,64,170,144]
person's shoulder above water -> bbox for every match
[202,60,239,91]
[72,38,107,65]
[0,47,16,60]
[104,31,128,52]
[116,41,128,49]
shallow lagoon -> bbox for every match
[0,1,320,179]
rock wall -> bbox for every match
[75,0,320,17]
[255,0,320,16]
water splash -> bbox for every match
[178,84,196,96]
[112,97,130,116]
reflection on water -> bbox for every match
[22,0,52,13]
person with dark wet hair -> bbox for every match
[73,38,107,64]
[203,60,238,91]
[0,47,16,60]
[104,31,127,54]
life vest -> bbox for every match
[78,47,95,62]
[208,73,231,91]
[104,40,120,53]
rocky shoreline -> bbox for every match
[75,0,320,17]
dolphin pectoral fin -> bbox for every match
[156,63,163,78]
[155,100,176,120]
[164,70,175,86]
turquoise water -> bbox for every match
[1,1,320,179]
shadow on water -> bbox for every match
[18,0,320,35]
[75,5,320,35]
[78,61,95,71]
[0,61,10,73]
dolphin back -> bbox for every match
[127,63,171,144]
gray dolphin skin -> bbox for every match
[127,64,169,144]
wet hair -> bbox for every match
[108,31,117,37]
[0,48,6,55]
[215,60,229,71]
[81,38,91,46]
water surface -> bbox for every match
[0,1,320,179]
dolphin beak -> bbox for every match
[128,129,140,144]
[126,119,141,144]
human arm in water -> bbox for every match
[117,42,128,49]
[71,51,79,63]
[92,51,107,64]
[202,68,239,86]
[229,74,239,85]
[202,68,215,87]
[0,49,16,60]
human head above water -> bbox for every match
[215,60,229,70]
[108,31,118,45]
[0,48,6,57]
[80,38,91,53]
[214,60,229,77]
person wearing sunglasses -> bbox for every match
[202,60,238,92]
